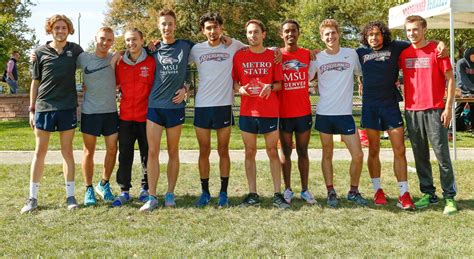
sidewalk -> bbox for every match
[1,148,473,164]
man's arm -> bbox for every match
[456,60,474,92]
[6,60,15,80]
[29,80,39,128]
[441,70,455,128]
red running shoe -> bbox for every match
[373,188,388,206]
[397,192,415,210]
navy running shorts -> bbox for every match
[279,114,313,133]
[314,114,356,135]
[35,109,77,132]
[147,107,185,128]
[80,112,119,136]
[239,116,278,134]
[194,105,234,129]
[361,104,404,131]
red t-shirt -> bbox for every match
[116,55,156,122]
[399,42,452,111]
[279,47,312,118]
[232,48,283,117]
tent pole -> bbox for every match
[450,3,457,160]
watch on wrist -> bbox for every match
[270,84,274,90]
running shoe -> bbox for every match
[373,188,388,206]
[95,181,114,202]
[138,188,150,203]
[443,199,458,215]
[300,190,318,205]
[327,189,339,208]
[66,196,79,210]
[239,193,261,207]
[112,192,131,207]
[140,195,159,212]
[397,192,415,210]
[195,192,211,208]
[414,193,438,209]
[84,186,97,206]
[273,193,291,209]
[218,192,229,208]
[347,192,368,206]
[283,188,294,204]
[164,192,176,207]
[20,197,37,214]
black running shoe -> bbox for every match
[239,193,261,207]
[273,193,290,209]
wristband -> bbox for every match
[270,84,274,90]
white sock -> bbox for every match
[29,182,40,199]
[66,181,75,197]
[371,178,381,191]
[398,181,408,196]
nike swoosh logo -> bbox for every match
[270,125,276,129]
[84,65,110,74]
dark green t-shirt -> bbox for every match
[32,41,83,112]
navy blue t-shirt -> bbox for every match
[148,39,194,109]
[356,40,410,106]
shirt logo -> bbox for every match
[199,52,230,63]
[319,62,350,75]
[405,58,430,69]
[157,50,183,65]
[282,60,308,71]
[84,65,110,74]
[139,66,150,77]
[66,50,73,57]
[362,51,391,63]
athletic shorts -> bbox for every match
[279,114,312,133]
[239,116,278,134]
[194,105,234,129]
[35,109,77,132]
[361,104,404,131]
[81,112,119,137]
[147,107,185,128]
[314,114,356,135]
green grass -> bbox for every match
[2,119,474,150]
[1,161,473,257]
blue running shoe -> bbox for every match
[84,186,96,206]
[347,192,369,206]
[218,192,229,208]
[164,192,176,207]
[138,188,150,203]
[140,195,159,212]
[95,181,114,202]
[195,192,211,207]
[112,192,131,207]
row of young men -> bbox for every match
[21,10,457,215]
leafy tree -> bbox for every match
[0,0,37,92]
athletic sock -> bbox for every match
[201,178,210,194]
[220,177,229,193]
[349,185,359,194]
[398,181,408,196]
[66,181,75,198]
[326,185,334,193]
[371,178,381,191]
[86,185,93,188]
[29,182,40,199]
[100,179,109,186]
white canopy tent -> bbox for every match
[388,0,474,159]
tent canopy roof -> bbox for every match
[389,0,474,29]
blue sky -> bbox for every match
[27,0,109,50]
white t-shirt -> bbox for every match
[189,39,245,107]
[310,48,361,115]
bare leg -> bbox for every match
[59,129,76,183]
[388,127,407,182]
[295,129,311,190]
[341,132,364,187]
[264,130,281,193]
[279,131,293,189]
[216,126,231,177]
[241,131,257,193]
[82,133,97,186]
[366,129,381,179]
[319,132,334,187]
[165,124,182,193]
[30,129,51,183]
[102,133,118,181]
[146,120,164,196]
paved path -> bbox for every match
[1,148,473,164]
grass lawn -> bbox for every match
[1,161,473,257]
[2,119,474,150]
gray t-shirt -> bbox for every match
[77,52,117,114]
[148,39,194,109]
[32,42,83,112]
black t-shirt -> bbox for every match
[356,40,410,106]
[32,41,83,112]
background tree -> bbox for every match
[0,0,37,92]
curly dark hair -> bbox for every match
[359,21,392,48]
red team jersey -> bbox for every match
[279,47,312,118]
[399,42,452,111]
[232,48,283,118]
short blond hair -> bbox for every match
[45,14,75,35]
[97,26,114,35]
[319,19,340,36]
[405,15,427,28]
